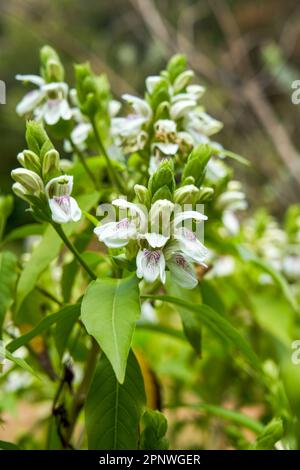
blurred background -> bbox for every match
[1,0,300,218]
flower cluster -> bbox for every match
[94,198,207,288]
[13,48,252,290]
[11,122,81,224]
[111,55,223,174]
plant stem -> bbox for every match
[91,119,126,194]
[71,140,99,190]
[52,223,97,280]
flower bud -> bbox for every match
[42,149,60,178]
[134,184,150,207]
[46,59,64,82]
[12,182,30,201]
[173,70,194,93]
[198,187,214,202]
[174,184,200,204]
[20,150,41,173]
[11,168,44,195]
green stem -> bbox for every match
[71,140,99,190]
[52,223,97,280]
[91,119,126,194]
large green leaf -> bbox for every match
[81,276,140,383]
[0,251,18,336]
[7,304,81,353]
[15,225,62,312]
[143,295,262,372]
[85,350,146,449]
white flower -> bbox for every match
[137,248,166,284]
[184,110,223,145]
[45,175,81,224]
[16,75,72,125]
[94,218,137,248]
[111,94,152,153]
[94,198,146,247]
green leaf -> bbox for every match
[213,148,250,166]
[0,440,20,450]
[142,295,262,372]
[2,224,45,245]
[7,304,81,353]
[15,225,62,312]
[85,350,146,449]
[81,276,140,383]
[140,410,169,450]
[0,251,18,337]
[5,349,41,380]
[249,418,283,449]
[182,144,213,186]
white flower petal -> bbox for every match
[71,123,92,146]
[146,76,162,94]
[112,199,147,225]
[122,94,152,120]
[44,100,63,125]
[108,100,121,117]
[153,142,178,155]
[170,99,197,120]
[16,74,45,86]
[141,232,169,248]
[94,219,137,248]
[167,252,198,289]
[45,175,73,199]
[69,197,82,222]
[49,197,72,224]
[16,90,44,115]
[174,210,207,227]
[175,227,208,264]
[59,99,72,121]
[154,119,177,134]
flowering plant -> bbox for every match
[0,47,299,450]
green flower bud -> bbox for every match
[12,182,30,201]
[134,184,151,207]
[173,70,194,93]
[11,168,44,195]
[174,184,200,204]
[19,150,41,173]
[167,54,187,83]
[40,46,64,82]
[42,149,60,180]
[198,187,214,202]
